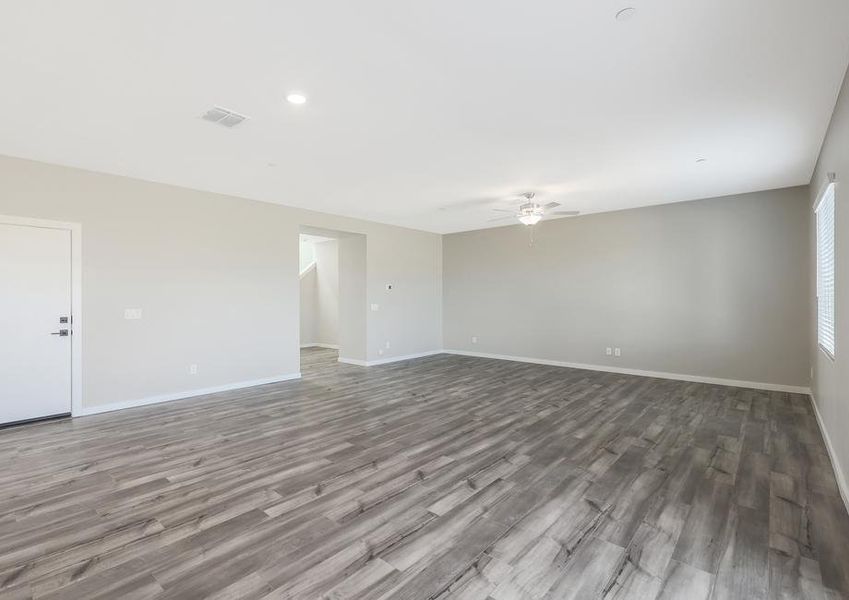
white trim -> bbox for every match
[301,343,339,350]
[338,357,369,366]
[78,373,302,416]
[814,179,837,212]
[815,181,837,358]
[364,350,443,366]
[818,344,836,363]
[0,214,83,417]
[809,392,849,515]
[338,350,442,367]
[442,349,811,394]
[299,261,316,279]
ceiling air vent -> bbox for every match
[201,106,249,128]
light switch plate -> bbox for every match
[124,308,142,320]
[370,303,380,312]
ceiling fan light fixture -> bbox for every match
[519,214,542,226]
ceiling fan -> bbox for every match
[488,192,579,226]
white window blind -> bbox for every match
[816,182,836,357]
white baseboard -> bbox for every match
[365,350,443,366]
[301,343,339,350]
[338,357,368,366]
[809,392,849,515]
[77,373,301,417]
[338,350,443,367]
[442,349,811,395]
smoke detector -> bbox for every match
[201,106,249,128]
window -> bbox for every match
[816,182,836,358]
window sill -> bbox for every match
[818,344,836,362]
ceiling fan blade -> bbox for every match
[543,201,561,210]
[487,216,515,222]
[551,210,580,216]
[491,208,518,214]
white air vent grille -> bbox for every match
[201,106,248,128]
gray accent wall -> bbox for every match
[443,187,810,388]
[810,63,849,500]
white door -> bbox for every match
[0,223,73,425]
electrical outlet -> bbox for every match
[614,347,621,357]
[471,336,478,344]
[605,347,612,356]
[124,308,142,320]
[385,341,391,349]
[189,364,198,375]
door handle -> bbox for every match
[50,329,70,337]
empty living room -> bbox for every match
[2,1,849,599]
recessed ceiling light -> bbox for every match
[615,7,636,21]
[286,93,307,105]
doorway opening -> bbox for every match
[298,226,366,373]
[299,232,339,365]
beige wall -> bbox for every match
[339,234,368,362]
[314,240,339,346]
[0,152,817,417]
[299,266,318,345]
[444,187,810,388]
[298,239,338,347]
[810,65,849,498]
[0,155,442,409]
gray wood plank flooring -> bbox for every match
[1,347,848,599]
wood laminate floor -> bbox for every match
[1,348,848,599]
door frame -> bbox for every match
[1,214,83,417]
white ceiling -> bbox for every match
[1,1,848,234]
